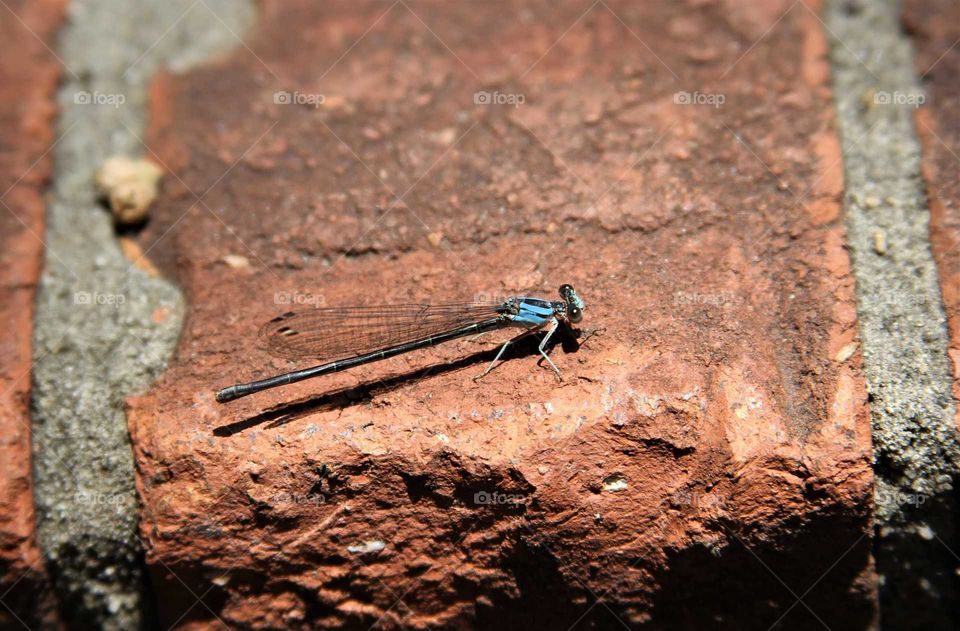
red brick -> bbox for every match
[0,0,67,626]
[904,0,960,431]
[130,1,875,627]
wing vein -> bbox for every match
[258,302,505,362]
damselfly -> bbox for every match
[215,284,586,403]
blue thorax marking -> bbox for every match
[511,298,556,326]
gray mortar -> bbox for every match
[826,0,960,627]
[32,0,253,627]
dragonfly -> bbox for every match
[215,284,586,403]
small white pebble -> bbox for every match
[223,254,250,268]
[602,474,628,492]
[433,127,457,146]
[95,156,163,224]
[348,540,386,554]
[873,231,887,255]
[835,342,858,364]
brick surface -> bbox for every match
[905,0,960,430]
[129,1,875,627]
[0,0,67,626]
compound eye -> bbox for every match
[559,284,574,297]
[568,306,583,323]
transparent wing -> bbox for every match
[258,302,505,362]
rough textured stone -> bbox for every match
[129,1,876,627]
[906,1,960,425]
[29,0,253,627]
[0,1,66,627]
[902,0,960,623]
[827,0,960,626]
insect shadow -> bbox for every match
[213,326,596,437]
